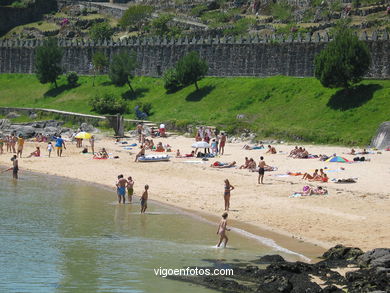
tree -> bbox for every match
[119,5,153,32]
[176,51,208,90]
[150,14,173,36]
[92,51,109,86]
[35,38,63,88]
[109,50,137,92]
[89,22,113,42]
[315,29,371,89]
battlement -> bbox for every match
[0,31,389,78]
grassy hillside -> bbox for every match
[0,74,389,145]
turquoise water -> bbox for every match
[0,172,302,292]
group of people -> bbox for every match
[0,134,24,157]
[195,126,227,155]
[302,169,329,182]
[289,146,310,158]
[115,175,150,214]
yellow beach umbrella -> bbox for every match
[75,132,92,139]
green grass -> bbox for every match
[0,74,389,145]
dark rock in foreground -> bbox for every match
[168,245,390,293]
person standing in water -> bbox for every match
[116,175,128,204]
[223,179,234,211]
[216,212,230,248]
[140,184,149,213]
[127,176,134,203]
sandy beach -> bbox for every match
[1,133,389,253]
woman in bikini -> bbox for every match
[223,179,234,211]
[216,212,230,248]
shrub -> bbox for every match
[89,22,113,42]
[270,1,293,23]
[163,68,181,92]
[66,72,79,87]
[190,4,208,17]
[89,94,128,115]
[119,5,153,31]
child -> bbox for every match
[127,176,134,203]
[47,142,53,158]
[216,212,230,248]
[140,184,149,213]
[176,149,181,157]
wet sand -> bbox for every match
[1,134,389,253]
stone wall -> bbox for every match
[0,32,389,78]
[0,0,57,35]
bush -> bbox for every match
[89,94,128,115]
[270,1,293,23]
[163,68,181,92]
[190,4,208,17]
[119,5,153,31]
[141,102,152,116]
[89,22,113,42]
[66,72,78,87]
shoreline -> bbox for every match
[0,134,389,255]
[2,165,325,261]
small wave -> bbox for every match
[230,227,311,262]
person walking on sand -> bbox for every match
[16,135,24,158]
[136,123,143,143]
[140,184,149,213]
[219,132,227,155]
[47,142,53,158]
[116,175,128,204]
[258,156,268,184]
[216,212,230,248]
[223,179,234,211]
[127,176,134,203]
[55,135,66,157]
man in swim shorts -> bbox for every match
[116,174,128,204]
[258,156,268,184]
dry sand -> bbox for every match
[1,134,389,253]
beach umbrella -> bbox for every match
[192,141,210,148]
[325,156,350,163]
[75,132,92,139]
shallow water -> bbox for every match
[0,172,302,292]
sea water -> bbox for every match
[0,172,304,292]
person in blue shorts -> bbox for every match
[116,174,128,204]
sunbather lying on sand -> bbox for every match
[211,161,236,168]
[296,185,328,196]
[242,144,264,150]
